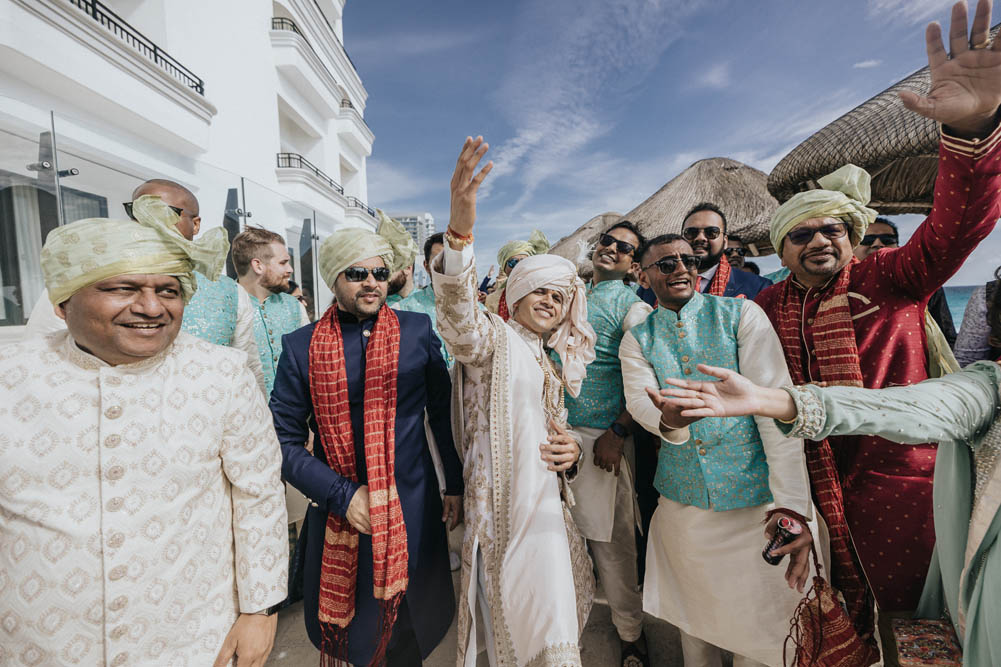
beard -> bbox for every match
[264,272,290,294]
[387,271,407,296]
[697,247,724,272]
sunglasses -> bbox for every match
[642,255,700,274]
[859,233,898,247]
[597,233,636,256]
[123,201,184,220]
[785,222,849,246]
[343,266,391,282]
[506,257,521,270]
[682,226,721,241]
[724,247,747,257]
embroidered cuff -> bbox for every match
[776,385,826,440]
[940,118,1001,160]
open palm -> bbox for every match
[659,365,762,419]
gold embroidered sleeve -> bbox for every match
[430,250,497,368]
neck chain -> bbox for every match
[535,353,566,427]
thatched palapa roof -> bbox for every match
[551,157,779,276]
[768,24,1001,213]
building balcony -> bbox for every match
[338,99,374,155]
[344,195,377,229]
[2,0,216,153]
[275,151,348,211]
[270,16,341,117]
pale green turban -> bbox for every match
[318,227,394,290]
[770,164,878,253]
[41,194,228,305]
[376,210,417,273]
[497,229,550,268]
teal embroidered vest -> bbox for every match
[181,271,239,346]
[631,292,772,511]
[397,286,453,368]
[565,280,643,428]
[251,292,303,397]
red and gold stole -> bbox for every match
[309,303,408,667]
[705,256,731,296]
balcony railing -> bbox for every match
[69,0,205,95]
[340,99,354,109]
[347,196,376,218]
[271,17,306,41]
[277,153,344,195]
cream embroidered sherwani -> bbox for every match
[432,245,594,667]
[0,331,288,667]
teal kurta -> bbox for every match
[181,271,239,345]
[630,292,771,511]
[396,286,453,368]
[564,280,644,429]
[780,362,1001,667]
[250,292,305,396]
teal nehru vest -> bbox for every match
[630,292,772,512]
[250,291,304,397]
[180,271,239,346]
[565,280,643,428]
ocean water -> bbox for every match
[944,285,977,329]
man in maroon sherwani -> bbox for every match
[755,0,1001,649]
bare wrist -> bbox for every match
[944,108,1000,140]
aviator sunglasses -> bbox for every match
[506,257,521,270]
[785,222,849,245]
[642,255,700,274]
[859,233,898,247]
[343,266,391,282]
[123,201,184,220]
[682,226,722,241]
[724,247,747,257]
[596,233,636,255]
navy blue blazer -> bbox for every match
[636,264,772,305]
[270,309,462,665]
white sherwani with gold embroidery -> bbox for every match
[0,331,288,667]
[432,245,593,667]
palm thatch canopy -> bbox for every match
[768,24,1000,214]
[551,157,779,277]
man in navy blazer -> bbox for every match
[681,202,772,299]
[270,228,463,666]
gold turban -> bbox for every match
[497,229,550,268]
[41,194,228,305]
[318,227,394,290]
[769,164,878,253]
[376,210,418,273]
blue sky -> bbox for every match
[346,0,1000,285]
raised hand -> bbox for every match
[541,418,581,472]
[655,364,763,419]
[899,0,1001,137]
[448,136,493,241]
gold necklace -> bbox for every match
[535,353,566,427]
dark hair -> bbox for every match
[683,202,727,231]
[604,219,646,248]
[743,261,760,275]
[872,217,899,239]
[727,234,744,244]
[637,233,687,264]
[287,279,299,293]
[423,232,445,264]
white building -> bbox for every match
[393,211,435,250]
[0,0,376,341]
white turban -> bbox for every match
[506,254,596,397]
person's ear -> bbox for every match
[191,215,201,236]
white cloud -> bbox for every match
[867,0,954,23]
[348,29,485,66]
[696,62,731,89]
[853,59,882,69]
[366,159,437,208]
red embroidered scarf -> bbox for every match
[498,287,511,321]
[706,256,731,296]
[309,303,408,667]
[773,260,876,649]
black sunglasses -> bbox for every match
[506,257,521,270]
[682,226,721,241]
[343,266,391,282]
[597,233,636,256]
[724,247,747,257]
[123,201,184,220]
[859,233,898,247]
[642,255,700,274]
[785,222,849,245]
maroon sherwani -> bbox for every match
[756,125,1001,611]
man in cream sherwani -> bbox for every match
[0,196,287,667]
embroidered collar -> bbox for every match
[656,290,705,322]
[509,319,545,358]
[62,330,173,372]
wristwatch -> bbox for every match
[609,422,628,438]
[252,603,281,616]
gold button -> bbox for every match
[363,330,371,337]
[676,321,684,328]
[699,448,707,456]
[111,653,129,666]
[107,532,125,548]
[104,434,121,448]
[105,466,125,481]
[683,368,692,375]
[694,439,703,445]
[310,502,319,508]
[108,565,127,581]
[110,625,128,640]
[678,332,686,339]
[807,318,814,325]
[105,376,121,386]
[681,355,690,362]
[109,596,127,611]
[106,497,124,512]
[104,406,122,420]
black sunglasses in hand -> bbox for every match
[343,266,391,282]
[596,233,636,255]
[123,201,184,221]
[682,226,721,241]
[642,255,700,274]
